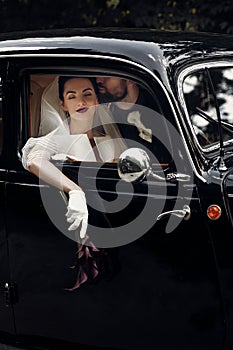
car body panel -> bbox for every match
[5,165,225,350]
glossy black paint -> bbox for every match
[0,28,233,350]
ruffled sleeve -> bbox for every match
[21,135,58,170]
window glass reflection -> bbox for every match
[183,68,233,148]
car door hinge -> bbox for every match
[4,282,18,307]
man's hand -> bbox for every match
[66,190,88,239]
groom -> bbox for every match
[96,77,170,164]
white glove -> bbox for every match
[66,190,88,239]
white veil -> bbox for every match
[38,76,67,136]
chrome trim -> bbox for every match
[10,182,49,188]
[0,52,207,183]
[157,204,191,222]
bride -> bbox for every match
[22,76,126,240]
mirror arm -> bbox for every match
[148,169,191,182]
[148,169,166,181]
[166,172,191,182]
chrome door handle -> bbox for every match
[157,205,191,221]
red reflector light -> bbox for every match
[207,205,221,220]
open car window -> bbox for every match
[25,73,173,166]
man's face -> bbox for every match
[96,77,128,102]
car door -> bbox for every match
[4,61,226,350]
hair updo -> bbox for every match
[58,76,99,101]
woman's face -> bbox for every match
[60,78,98,119]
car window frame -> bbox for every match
[178,60,233,157]
[17,61,175,171]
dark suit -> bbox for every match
[109,88,172,165]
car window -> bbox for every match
[26,73,172,165]
[183,67,233,149]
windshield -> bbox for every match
[183,67,233,149]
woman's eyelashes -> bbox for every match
[66,92,93,100]
[67,94,76,100]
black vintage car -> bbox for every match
[1,27,233,350]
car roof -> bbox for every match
[0,28,233,84]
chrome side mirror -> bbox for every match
[117,148,191,183]
[117,148,151,183]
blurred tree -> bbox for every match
[0,0,233,34]
[195,0,233,34]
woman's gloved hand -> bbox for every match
[66,189,88,239]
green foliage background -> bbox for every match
[0,0,233,34]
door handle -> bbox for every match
[157,205,191,221]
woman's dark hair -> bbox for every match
[58,76,99,101]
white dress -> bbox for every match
[22,120,121,170]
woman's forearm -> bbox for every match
[28,158,81,193]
